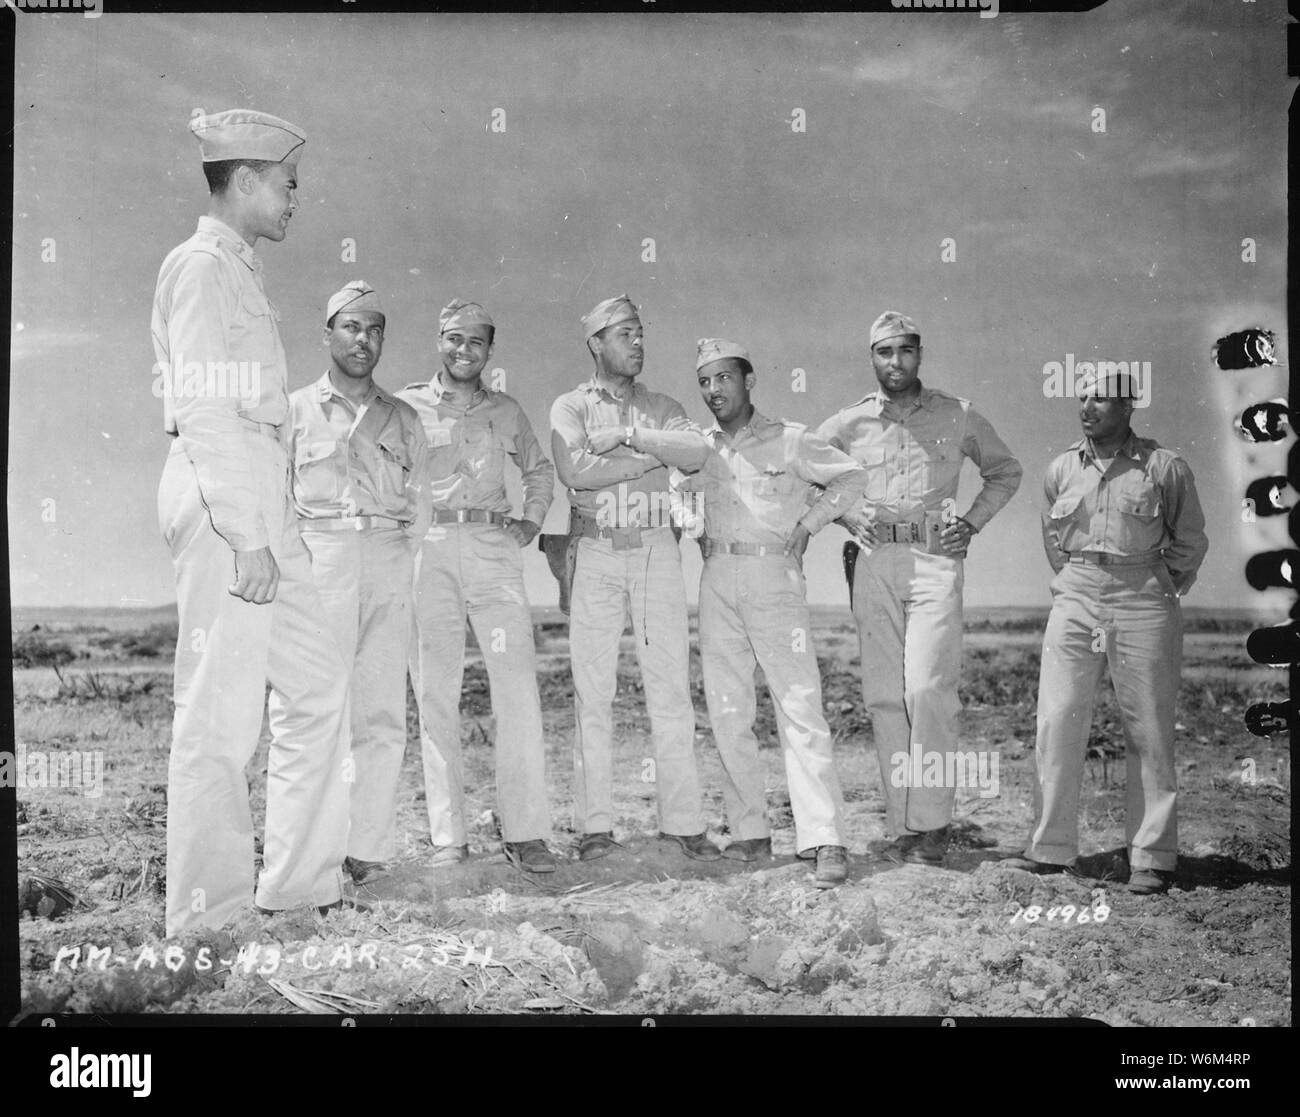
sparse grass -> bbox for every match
[12,622,176,667]
[48,665,167,702]
[11,632,76,670]
[13,679,172,796]
[960,646,1041,707]
[14,607,1291,1022]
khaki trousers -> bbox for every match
[1027,561,1182,871]
[852,544,965,836]
[700,553,846,851]
[569,526,702,836]
[410,524,550,846]
[299,522,414,862]
[158,435,350,937]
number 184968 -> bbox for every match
[1010,890,1111,925]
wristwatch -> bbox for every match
[624,425,635,447]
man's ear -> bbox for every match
[744,371,757,393]
[322,326,332,347]
[233,163,257,196]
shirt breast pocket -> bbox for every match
[375,436,412,498]
[457,426,503,478]
[294,440,341,507]
[233,286,279,374]
[757,468,797,499]
[1045,492,1085,558]
[1116,488,1163,551]
[1049,493,1084,523]
[918,438,961,491]
[855,447,889,501]
[424,426,453,472]
[1117,493,1160,519]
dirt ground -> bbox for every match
[10,606,1291,1024]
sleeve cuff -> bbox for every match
[798,513,825,535]
[212,515,268,552]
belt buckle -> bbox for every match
[611,525,642,551]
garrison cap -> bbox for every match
[190,109,306,163]
[581,294,640,341]
[1075,365,1139,402]
[869,311,921,349]
[326,281,384,326]
[696,338,751,372]
[439,299,494,335]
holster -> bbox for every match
[842,540,860,609]
[538,533,581,615]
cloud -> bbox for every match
[821,32,995,112]
[1131,146,1239,179]
[847,53,921,85]
[10,324,101,363]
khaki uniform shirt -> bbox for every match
[682,410,869,545]
[1042,432,1209,593]
[151,216,290,551]
[817,384,1022,531]
[288,372,430,544]
[550,377,710,524]
[398,373,554,527]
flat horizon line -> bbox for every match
[8,602,1282,621]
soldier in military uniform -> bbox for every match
[1003,369,1208,894]
[288,281,429,888]
[818,311,1022,866]
[153,110,352,935]
[398,300,557,873]
[550,295,718,863]
[684,338,868,887]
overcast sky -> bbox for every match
[7,2,1293,612]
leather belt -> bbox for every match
[572,513,667,550]
[1066,550,1164,567]
[876,521,924,545]
[430,509,509,526]
[701,539,785,558]
[299,515,405,532]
